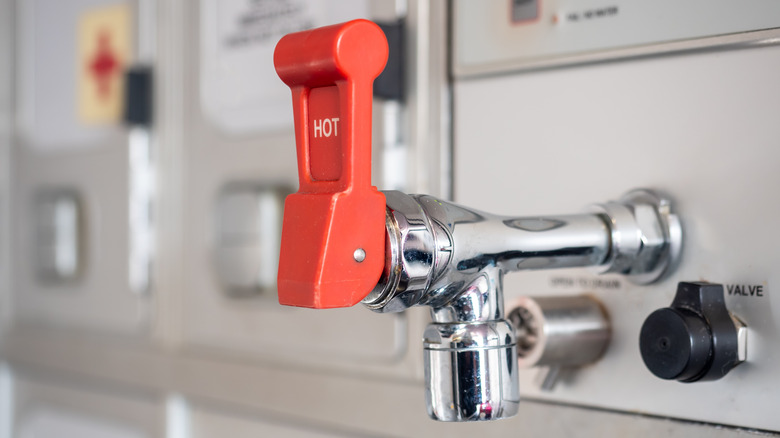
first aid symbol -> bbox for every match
[77,3,132,124]
[88,30,120,101]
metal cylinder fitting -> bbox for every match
[508,295,610,390]
[423,319,520,421]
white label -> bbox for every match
[199,0,369,135]
[313,117,340,138]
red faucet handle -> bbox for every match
[274,20,388,308]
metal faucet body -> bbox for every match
[271,22,683,422]
[362,190,681,421]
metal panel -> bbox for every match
[4,330,771,438]
[190,398,775,438]
[13,374,161,438]
[190,403,355,438]
[454,41,780,430]
[0,0,13,336]
[10,0,152,334]
[453,0,780,76]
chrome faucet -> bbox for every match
[273,20,682,422]
[363,190,680,420]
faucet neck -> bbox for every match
[430,269,504,324]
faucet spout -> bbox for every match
[425,270,519,421]
[424,314,519,421]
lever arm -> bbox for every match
[274,20,389,308]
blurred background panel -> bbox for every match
[1,1,780,437]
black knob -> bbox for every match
[639,282,744,382]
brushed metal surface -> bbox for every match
[454,42,780,430]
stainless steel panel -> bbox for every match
[453,0,780,76]
[454,41,780,430]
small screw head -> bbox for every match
[353,248,366,263]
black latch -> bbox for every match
[373,20,404,101]
[123,65,153,127]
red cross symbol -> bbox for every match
[88,29,120,101]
